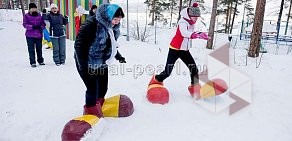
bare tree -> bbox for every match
[276,0,285,41]
[230,0,238,34]
[248,0,266,57]
[177,0,182,23]
[0,0,3,8]
[224,1,232,33]
[20,0,25,16]
[11,0,15,9]
[150,0,156,25]
[39,0,44,10]
[169,0,174,27]
[206,0,219,49]
[285,0,292,35]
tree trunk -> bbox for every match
[151,0,156,26]
[248,0,266,57]
[27,0,30,10]
[285,0,292,35]
[177,0,183,23]
[39,0,44,10]
[227,2,233,33]
[206,0,219,49]
[225,2,231,33]
[45,0,48,8]
[137,3,140,40]
[230,0,238,34]
[11,0,14,9]
[143,7,148,40]
[188,0,192,7]
[6,0,10,9]
[276,0,285,41]
[20,0,25,16]
[16,0,19,9]
[170,0,174,27]
[0,0,2,8]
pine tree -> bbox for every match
[285,0,292,35]
[217,0,252,34]
[276,0,285,41]
[177,0,183,22]
[248,0,266,57]
[144,0,170,26]
[206,0,219,49]
[169,0,178,27]
[217,0,232,33]
[244,0,254,26]
[20,0,25,16]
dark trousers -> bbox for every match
[51,36,66,64]
[77,66,108,107]
[26,37,44,65]
[156,48,199,85]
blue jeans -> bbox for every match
[26,37,44,65]
[51,36,66,64]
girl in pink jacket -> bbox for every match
[148,2,208,99]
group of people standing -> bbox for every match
[23,3,70,67]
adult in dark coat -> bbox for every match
[74,4,126,116]
[89,5,98,17]
[43,3,68,65]
[23,3,46,67]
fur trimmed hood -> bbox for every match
[88,4,121,69]
[96,4,121,29]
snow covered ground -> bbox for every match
[1,17,292,141]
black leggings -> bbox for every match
[77,66,108,107]
[156,48,199,84]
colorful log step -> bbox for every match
[102,95,134,117]
[62,115,100,140]
[61,94,134,141]
[147,84,169,105]
[200,79,228,98]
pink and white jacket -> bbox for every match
[170,8,196,50]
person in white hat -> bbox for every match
[43,4,68,66]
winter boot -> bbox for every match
[147,75,169,104]
[148,75,163,86]
[83,103,103,118]
[188,83,201,100]
[31,64,37,68]
[97,98,105,107]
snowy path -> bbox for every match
[1,21,292,141]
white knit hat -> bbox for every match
[50,4,58,10]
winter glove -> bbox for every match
[198,32,209,40]
[32,25,41,30]
[191,32,200,39]
[117,57,126,63]
[115,51,126,63]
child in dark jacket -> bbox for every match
[43,4,68,66]
[148,2,208,100]
[74,4,126,117]
[23,3,46,68]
